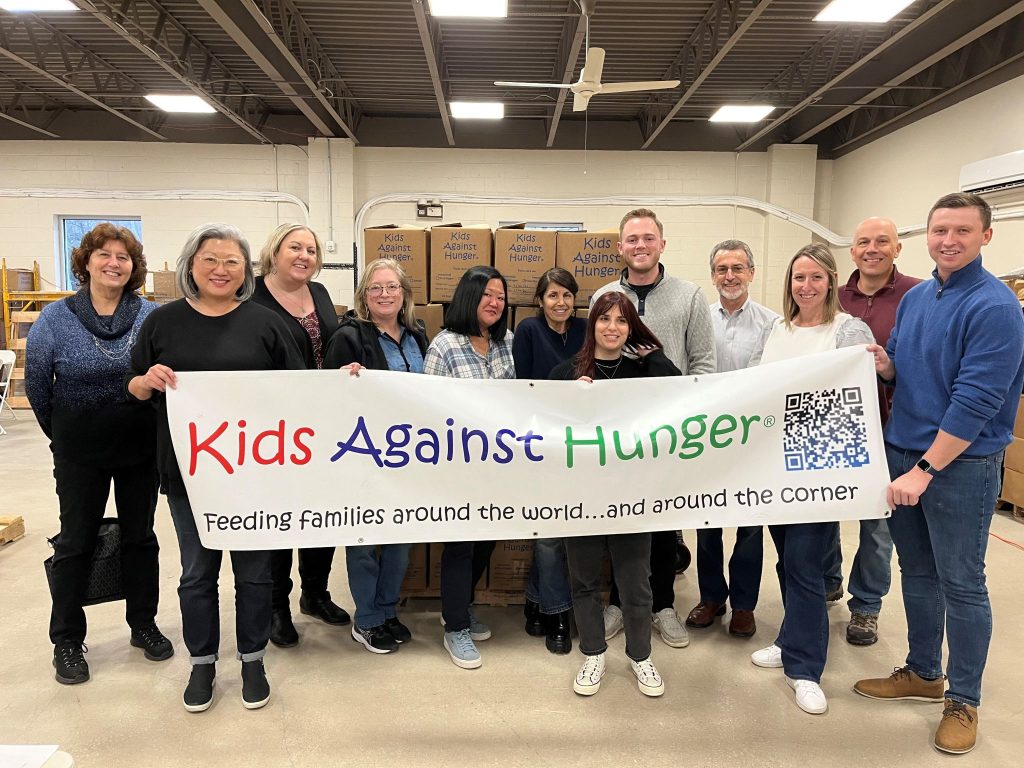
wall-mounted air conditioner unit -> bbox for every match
[959,150,1024,199]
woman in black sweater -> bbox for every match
[128,223,302,714]
[550,291,680,699]
[251,223,347,648]
[323,258,428,654]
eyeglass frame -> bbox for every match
[367,282,403,297]
[195,254,246,271]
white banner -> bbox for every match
[166,345,890,550]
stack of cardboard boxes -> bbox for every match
[399,540,534,604]
[999,396,1024,518]
[149,270,179,304]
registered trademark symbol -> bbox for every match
[763,415,776,427]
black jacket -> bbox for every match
[251,275,339,369]
[324,312,428,371]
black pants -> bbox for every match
[49,457,160,645]
[610,529,678,613]
[270,547,336,610]
[440,540,495,631]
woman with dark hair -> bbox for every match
[748,243,873,715]
[512,267,587,654]
[252,223,348,648]
[26,222,170,686]
[424,265,514,669]
[550,291,680,698]
[127,223,303,713]
[323,257,427,654]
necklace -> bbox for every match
[92,326,137,361]
[268,275,313,317]
[594,357,622,379]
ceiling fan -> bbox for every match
[494,46,680,112]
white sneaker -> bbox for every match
[787,676,828,714]
[751,643,784,668]
[573,653,606,696]
[652,608,690,648]
[603,605,623,640]
[630,656,665,697]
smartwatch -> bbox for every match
[915,458,936,475]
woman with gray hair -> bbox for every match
[127,223,303,713]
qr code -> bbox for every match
[783,387,869,471]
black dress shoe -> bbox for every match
[270,609,299,647]
[524,599,546,637]
[299,591,351,626]
[545,610,572,655]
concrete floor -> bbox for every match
[2,412,1022,768]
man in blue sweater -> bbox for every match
[854,193,1024,755]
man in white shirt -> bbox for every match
[685,240,779,638]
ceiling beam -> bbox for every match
[411,0,454,147]
[76,0,274,144]
[734,0,957,151]
[0,73,63,137]
[545,1,589,148]
[0,12,165,140]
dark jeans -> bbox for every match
[525,538,573,614]
[770,521,834,683]
[886,444,1000,707]
[440,540,495,631]
[609,529,677,612]
[49,457,160,645]
[346,543,411,628]
[566,533,652,662]
[695,526,763,610]
[167,494,272,664]
[270,547,336,610]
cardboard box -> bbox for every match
[486,539,534,592]
[400,543,429,592]
[1000,466,1024,507]
[364,226,430,305]
[428,541,444,589]
[1005,436,1024,472]
[2,268,34,292]
[415,303,445,342]
[494,225,557,305]
[333,304,349,320]
[151,270,179,298]
[555,230,622,306]
[1015,396,1024,439]
[429,224,492,303]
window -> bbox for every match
[56,216,142,290]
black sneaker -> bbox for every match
[270,609,299,648]
[130,624,174,661]
[53,642,89,685]
[299,591,351,626]
[241,659,271,710]
[352,624,399,654]
[384,616,412,644]
[183,663,216,713]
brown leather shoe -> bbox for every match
[853,665,945,702]
[685,601,725,628]
[728,609,756,637]
[934,699,978,754]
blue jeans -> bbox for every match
[885,444,999,708]
[770,521,833,683]
[167,494,273,664]
[346,544,411,628]
[822,519,893,615]
[525,538,572,614]
[695,526,763,610]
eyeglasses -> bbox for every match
[713,265,750,276]
[196,255,245,271]
[368,282,402,296]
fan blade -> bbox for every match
[600,80,681,94]
[580,47,605,84]
[573,92,592,112]
[493,81,573,89]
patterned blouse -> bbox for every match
[298,311,324,369]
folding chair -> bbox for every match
[0,349,16,435]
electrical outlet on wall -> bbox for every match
[416,203,443,218]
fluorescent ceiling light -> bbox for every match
[450,101,504,120]
[429,0,507,18]
[145,94,217,113]
[709,105,775,123]
[0,1,78,10]
[815,0,914,23]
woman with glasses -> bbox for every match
[323,258,428,654]
[252,223,348,649]
[511,267,587,655]
[748,243,873,715]
[128,223,302,714]
[424,265,515,670]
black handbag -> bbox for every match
[43,518,125,606]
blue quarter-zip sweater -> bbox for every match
[884,255,1024,456]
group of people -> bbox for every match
[25,194,1022,756]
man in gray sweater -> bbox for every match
[591,207,716,650]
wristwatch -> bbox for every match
[915,458,936,475]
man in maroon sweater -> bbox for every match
[827,217,922,646]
